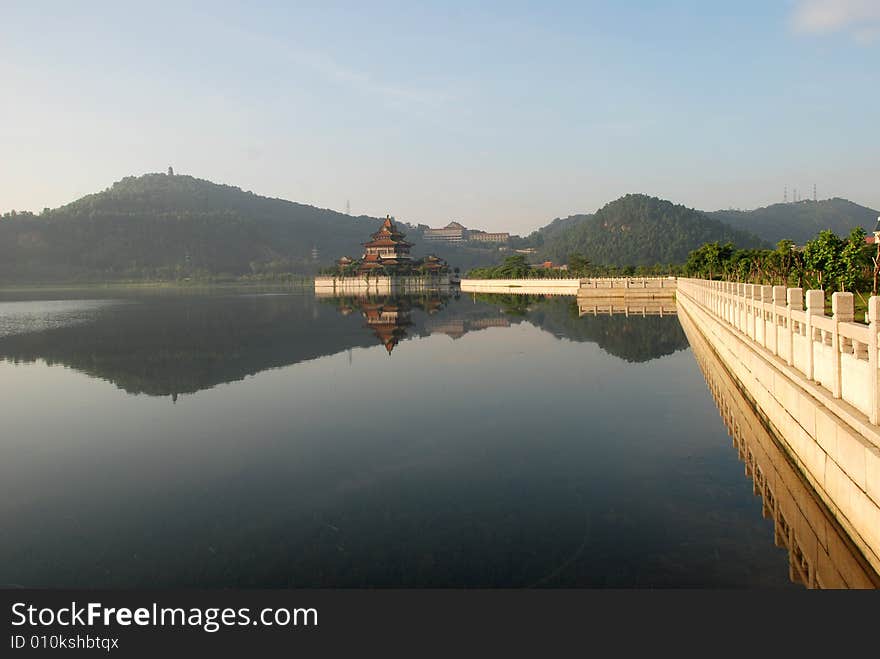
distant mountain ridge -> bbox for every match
[2,172,875,282]
[533,194,766,266]
[0,173,494,281]
[0,173,387,280]
[708,198,879,245]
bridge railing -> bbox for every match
[677,278,880,424]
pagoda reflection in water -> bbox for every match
[331,294,447,355]
[361,299,413,355]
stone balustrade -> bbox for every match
[579,277,677,290]
[678,278,880,424]
[677,278,880,574]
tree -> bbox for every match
[568,253,591,276]
[840,227,868,292]
[803,230,844,289]
[772,239,795,284]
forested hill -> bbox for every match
[536,194,765,266]
[1,173,507,281]
[708,198,879,245]
[0,173,393,281]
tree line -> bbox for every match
[466,254,679,279]
[467,226,880,302]
[683,227,880,295]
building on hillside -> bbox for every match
[423,221,467,244]
[468,230,510,243]
[865,218,880,244]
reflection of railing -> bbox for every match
[577,299,677,317]
[680,309,880,588]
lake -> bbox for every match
[0,288,869,587]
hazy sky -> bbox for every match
[2,1,878,233]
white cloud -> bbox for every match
[792,0,880,42]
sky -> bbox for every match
[1,0,878,234]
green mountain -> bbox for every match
[536,194,765,266]
[0,173,497,282]
[522,213,593,249]
[709,198,879,245]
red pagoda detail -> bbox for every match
[358,215,413,275]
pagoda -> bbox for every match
[358,215,413,275]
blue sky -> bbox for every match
[2,1,878,233]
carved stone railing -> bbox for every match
[677,279,880,424]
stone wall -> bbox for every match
[314,275,450,296]
[459,279,581,295]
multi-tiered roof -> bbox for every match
[359,215,413,274]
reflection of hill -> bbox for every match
[540,303,688,362]
[445,293,688,362]
[0,291,691,398]
[521,297,690,362]
[0,295,378,398]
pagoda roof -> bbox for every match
[364,237,413,247]
[369,215,408,240]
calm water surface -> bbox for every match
[0,289,855,587]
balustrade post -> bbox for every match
[805,290,824,381]
[771,286,785,357]
[787,288,803,368]
[831,292,854,399]
[760,286,772,350]
[736,283,744,332]
[868,297,880,424]
[728,282,734,323]
[752,285,762,341]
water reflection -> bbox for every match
[2,289,849,587]
[0,292,689,397]
[679,309,880,588]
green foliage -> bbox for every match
[840,227,870,293]
[803,230,844,289]
[468,255,546,279]
[683,226,874,295]
[567,253,591,276]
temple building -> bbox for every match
[358,216,414,275]
[318,214,452,289]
